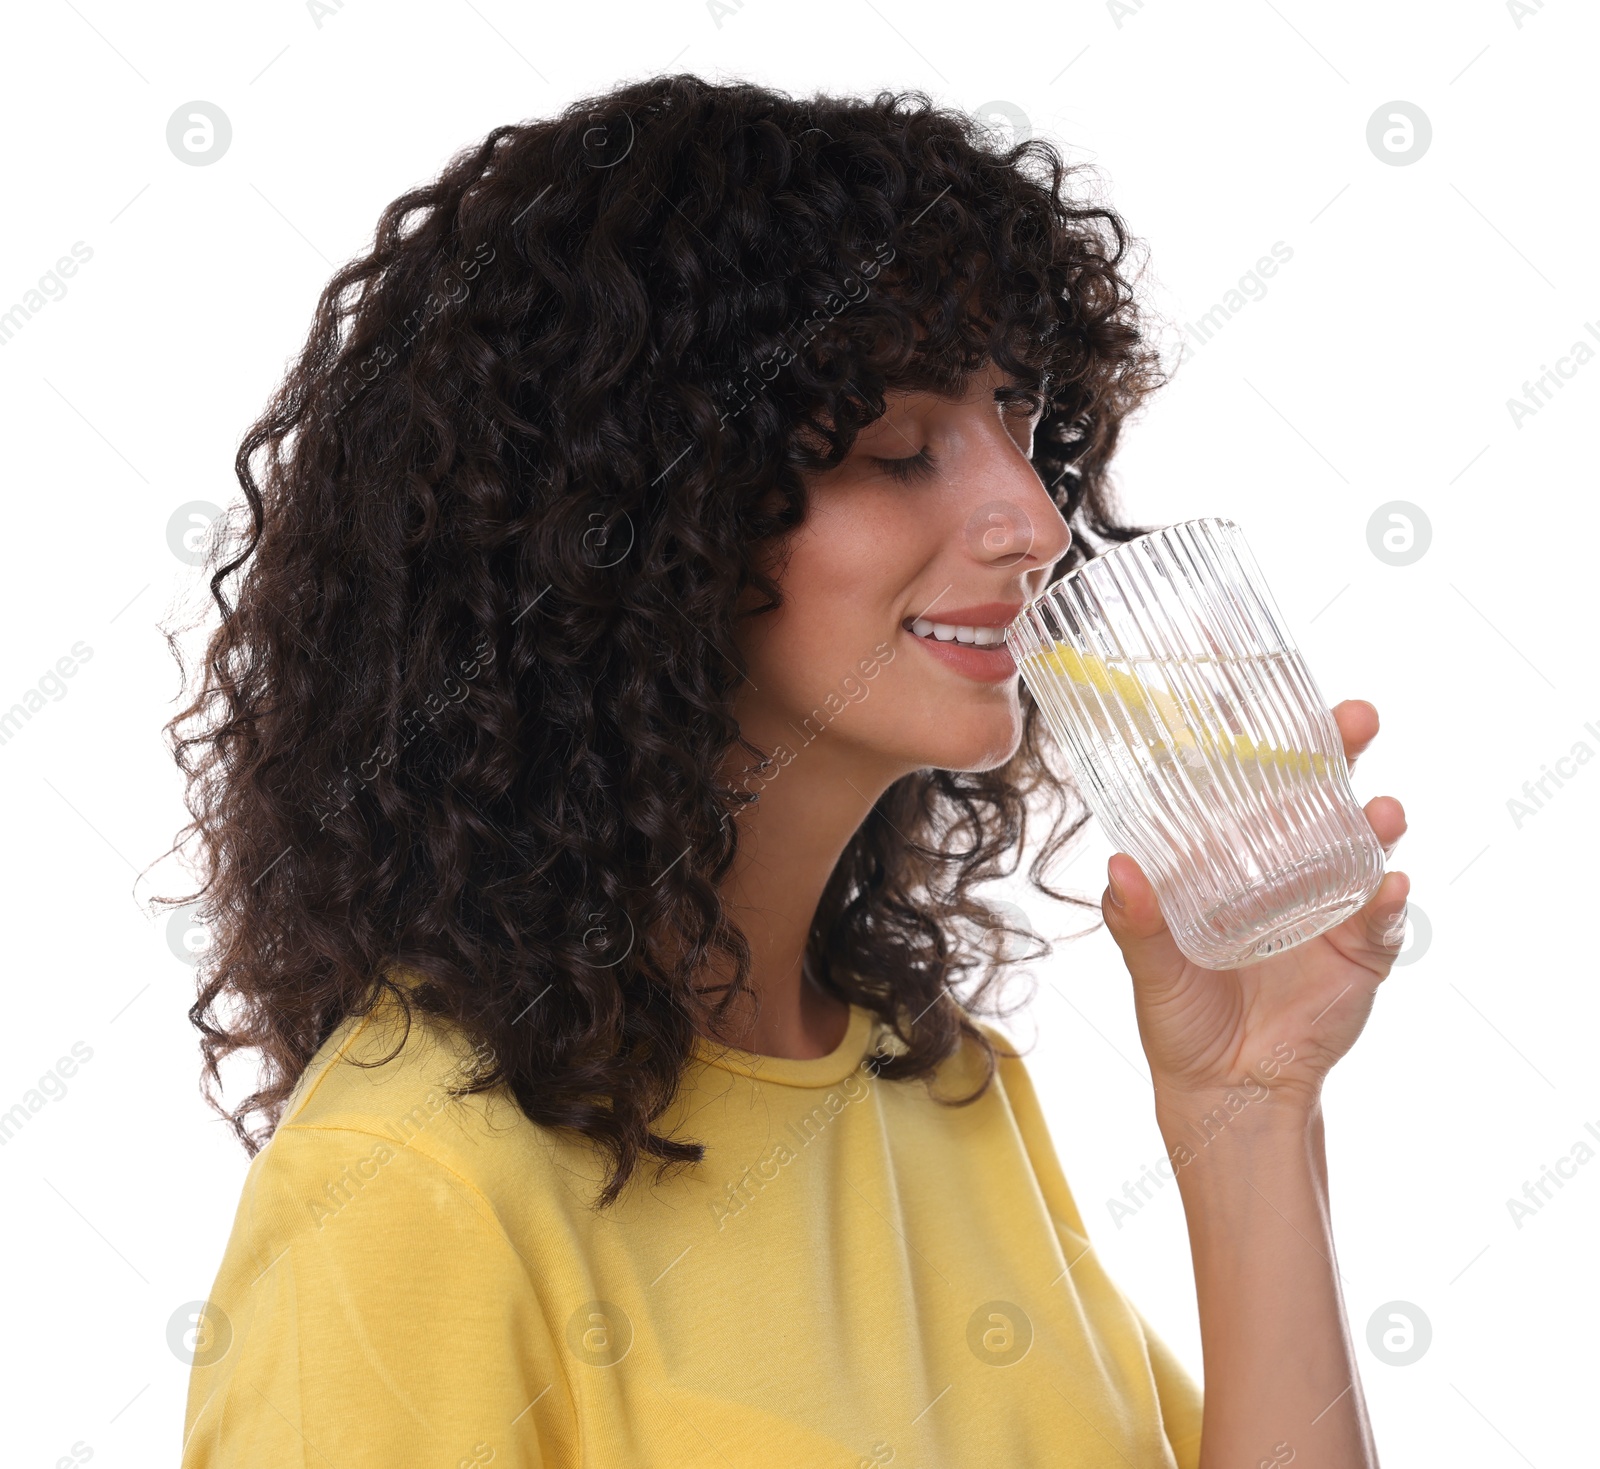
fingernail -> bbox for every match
[1107,864,1126,909]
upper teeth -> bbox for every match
[911,618,1006,646]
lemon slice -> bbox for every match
[1023,643,1331,784]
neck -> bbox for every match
[702,717,901,1060]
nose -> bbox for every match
[960,456,1072,574]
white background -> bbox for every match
[0,1,1594,1464]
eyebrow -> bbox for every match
[890,368,1050,406]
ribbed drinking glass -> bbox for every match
[1006,516,1385,970]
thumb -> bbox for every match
[1103,853,1187,992]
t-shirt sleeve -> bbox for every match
[978,1022,1205,1469]
[181,1123,573,1469]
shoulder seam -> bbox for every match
[270,1122,572,1332]
[273,1120,511,1249]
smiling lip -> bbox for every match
[901,600,1024,684]
[910,601,1025,627]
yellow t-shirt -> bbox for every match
[181,981,1204,1468]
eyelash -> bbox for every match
[873,447,939,482]
[871,395,1044,483]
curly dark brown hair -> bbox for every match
[159,73,1171,1207]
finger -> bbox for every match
[1354,868,1413,968]
[1332,698,1379,771]
[1364,794,1407,854]
[1103,853,1188,992]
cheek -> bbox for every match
[754,492,930,676]
[802,487,925,595]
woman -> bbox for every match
[170,73,1408,1467]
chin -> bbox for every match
[915,716,1024,775]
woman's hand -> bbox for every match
[1101,698,1409,1117]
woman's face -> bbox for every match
[734,358,1073,782]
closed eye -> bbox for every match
[871,447,939,483]
[998,388,1046,420]
[869,386,1045,483]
